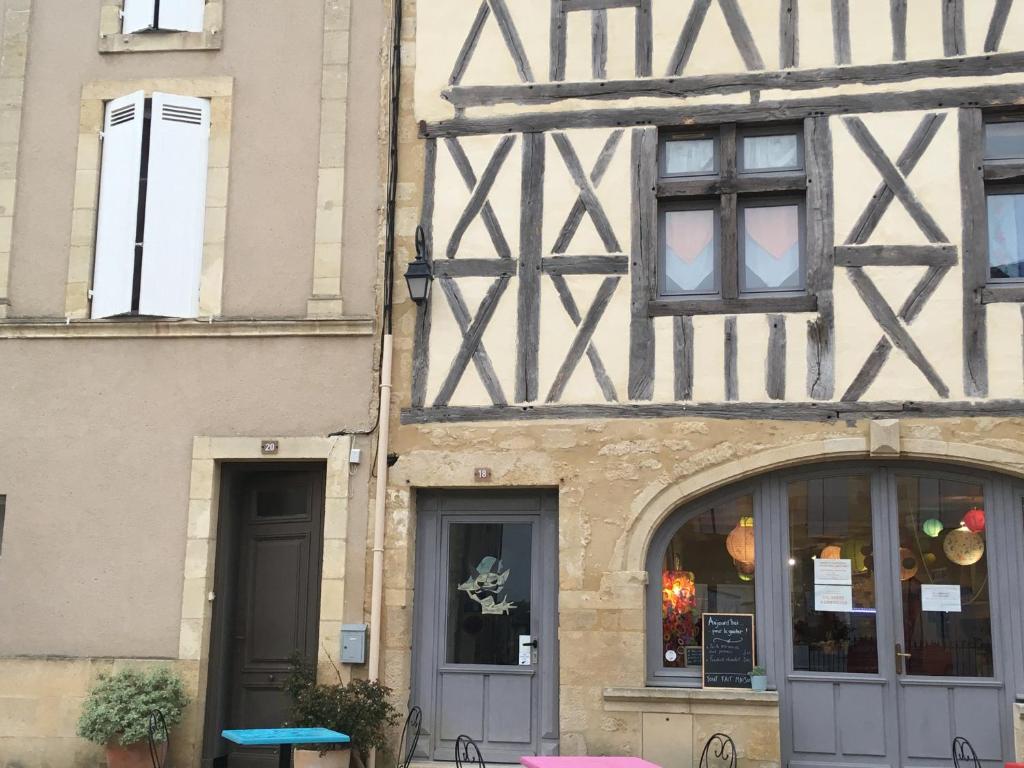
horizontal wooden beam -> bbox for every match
[542,255,629,275]
[401,399,1024,425]
[422,84,1024,138]
[443,50,1024,108]
[562,0,640,9]
[648,295,818,316]
[984,163,1024,182]
[981,282,1024,303]
[433,258,516,278]
[834,244,958,267]
[657,175,805,197]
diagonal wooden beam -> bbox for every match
[549,274,618,401]
[718,0,765,70]
[843,116,949,244]
[552,132,622,253]
[666,0,711,76]
[842,339,893,401]
[487,0,535,82]
[434,276,510,407]
[546,276,620,402]
[986,0,1014,52]
[553,129,624,253]
[899,264,951,322]
[847,267,950,397]
[449,3,490,86]
[845,113,945,244]
[445,135,516,260]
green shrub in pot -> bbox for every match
[77,666,189,768]
[286,654,400,768]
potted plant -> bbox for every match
[286,654,399,768]
[749,665,768,692]
[77,666,189,768]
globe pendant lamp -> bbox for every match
[726,516,755,568]
[922,518,943,538]
[898,546,919,581]
[944,524,985,566]
[820,544,842,560]
[963,508,986,533]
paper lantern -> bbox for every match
[963,508,986,533]
[841,538,871,573]
[899,547,919,581]
[820,545,842,560]
[922,518,943,538]
[726,517,755,566]
[943,525,985,566]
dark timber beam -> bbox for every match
[401,400,1024,425]
[442,51,1024,110]
[423,84,1024,138]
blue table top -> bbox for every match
[221,728,350,746]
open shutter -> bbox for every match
[91,91,146,319]
[157,0,205,32]
[138,92,210,318]
[122,0,156,33]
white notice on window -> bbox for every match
[921,584,962,613]
[518,635,532,665]
[814,558,853,586]
[814,584,853,612]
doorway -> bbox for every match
[202,463,326,767]
[411,491,559,762]
[777,465,1019,768]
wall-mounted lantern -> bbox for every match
[404,225,433,305]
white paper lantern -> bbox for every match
[943,525,985,566]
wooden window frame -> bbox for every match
[652,123,816,316]
[978,114,1024,303]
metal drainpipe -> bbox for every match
[366,0,403,765]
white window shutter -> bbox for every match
[122,0,156,33]
[138,92,211,319]
[91,91,146,320]
[157,0,205,32]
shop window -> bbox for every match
[648,492,756,682]
[655,124,812,315]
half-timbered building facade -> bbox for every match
[386,2,1024,768]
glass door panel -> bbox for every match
[445,522,533,666]
[894,475,992,677]
[788,475,878,673]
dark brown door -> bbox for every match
[224,465,325,767]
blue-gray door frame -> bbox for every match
[772,462,1022,768]
[411,490,560,762]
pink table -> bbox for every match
[522,758,662,768]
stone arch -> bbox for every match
[613,435,1024,575]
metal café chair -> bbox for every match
[699,733,738,768]
[455,734,487,768]
[952,736,981,768]
[398,705,423,768]
[147,709,169,768]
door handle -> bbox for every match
[521,639,538,648]
[895,643,911,673]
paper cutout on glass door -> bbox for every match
[458,556,517,615]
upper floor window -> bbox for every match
[91,91,211,319]
[983,119,1024,283]
[657,125,807,308]
[123,0,205,34]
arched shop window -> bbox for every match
[646,490,758,684]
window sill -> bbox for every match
[980,283,1024,304]
[98,30,222,54]
[604,686,779,712]
[649,294,818,316]
[0,316,374,339]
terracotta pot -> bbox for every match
[105,740,167,768]
[294,747,352,768]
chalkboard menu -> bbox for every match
[702,612,755,689]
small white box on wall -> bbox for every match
[340,623,368,664]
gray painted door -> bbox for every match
[413,491,559,763]
[779,466,1015,768]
